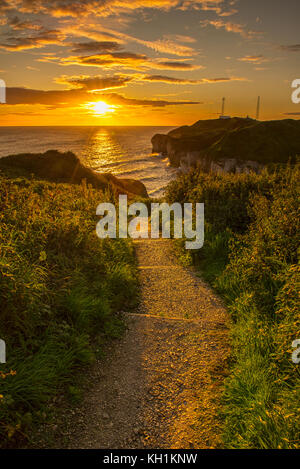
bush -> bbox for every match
[166,163,300,448]
[0,173,138,446]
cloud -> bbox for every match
[6,87,89,105]
[218,9,238,17]
[141,74,248,84]
[0,7,199,57]
[200,19,263,39]
[0,29,65,51]
[238,54,269,64]
[279,44,300,52]
[71,41,122,53]
[142,74,200,84]
[53,73,248,91]
[74,26,198,57]
[195,0,237,17]
[5,86,201,108]
[3,1,227,18]
[58,51,149,70]
[133,35,197,57]
[56,74,133,90]
[6,15,42,30]
[254,67,269,71]
[43,51,201,71]
[170,35,197,44]
[101,93,201,107]
[200,76,248,83]
[153,61,202,70]
[0,1,10,13]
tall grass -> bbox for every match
[166,164,300,449]
[0,173,138,447]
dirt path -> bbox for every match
[41,239,229,449]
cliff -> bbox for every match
[0,150,148,198]
[152,118,300,173]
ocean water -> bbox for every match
[0,126,178,197]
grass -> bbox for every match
[165,163,300,449]
[0,171,138,447]
[166,118,300,165]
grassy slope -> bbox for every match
[167,118,300,164]
[166,164,300,449]
[0,170,138,447]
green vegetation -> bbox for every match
[0,171,138,447]
[168,118,300,164]
[166,164,300,449]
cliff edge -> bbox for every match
[152,118,300,173]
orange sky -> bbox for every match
[0,0,300,125]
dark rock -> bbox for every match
[151,134,169,155]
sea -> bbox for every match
[0,126,178,197]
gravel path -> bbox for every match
[40,239,229,449]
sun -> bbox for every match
[91,101,115,115]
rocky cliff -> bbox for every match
[0,150,148,198]
[152,117,300,173]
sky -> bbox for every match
[0,0,300,125]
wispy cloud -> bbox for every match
[132,35,198,57]
[152,61,202,71]
[71,26,199,57]
[200,19,263,39]
[141,74,248,84]
[238,54,269,64]
[279,44,300,52]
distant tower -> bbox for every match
[256,96,261,120]
[221,97,225,116]
[219,97,230,119]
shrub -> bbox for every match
[0,173,138,446]
[166,163,300,448]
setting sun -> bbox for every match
[91,101,115,115]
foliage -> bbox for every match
[166,164,300,448]
[0,173,138,446]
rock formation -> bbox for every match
[152,118,300,173]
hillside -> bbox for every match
[152,118,300,172]
[0,150,148,198]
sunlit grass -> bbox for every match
[0,173,138,447]
[166,163,300,449]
